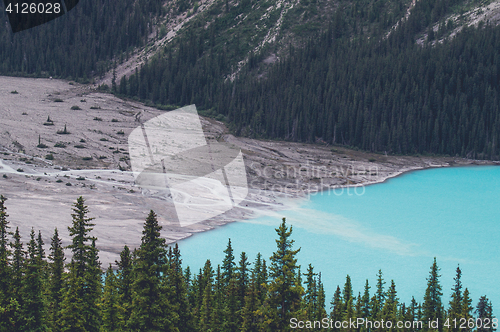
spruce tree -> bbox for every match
[375,269,386,307]
[461,288,473,332]
[199,260,215,331]
[316,273,327,323]
[303,264,318,319]
[360,280,371,320]
[115,245,133,329]
[222,238,235,288]
[60,196,99,332]
[23,228,47,331]
[0,195,12,330]
[169,243,193,332]
[127,210,178,331]
[343,275,353,312]
[213,265,224,331]
[475,296,495,332]
[422,258,444,332]
[101,265,120,332]
[67,196,96,278]
[380,280,398,332]
[447,266,462,332]
[237,252,250,313]
[241,268,262,332]
[330,286,343,331]
[85,239,102,331]
[47,228,65,332]
[263,218,303,331]
[9,227,25,331]
[253,253,267,303]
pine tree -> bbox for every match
[127,210,178,331]
[343,275,353,312]
[23,228,47,331]
[9,227,25,331]
[101,265,120,332]
[460,288,473,332]
[304,264,318,319]
[36,230,48,282]
[263,218,303,331]
[169,243,193,332]
[447,266,462,332]
[422,258,444,332]
[375,269,386,308]
[115,245,132,329]
[222,238,235,288]
[330,286,343,331]
[0,195,12,330]
[343,297,356,332]
[253,253,267,303]
[241,268,262,332]
[47,228,65,332]
[199,260,215,331]
[237,252,251,314]
[316,273,327,323]
[59,268,86,332]
[380,280,398,332]
[60,196,100,332]
[475,296,495,332]
[67,196,95,278]
[213,265,225,331]
[85,239,102,331]
[360,280,371,320]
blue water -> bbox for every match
[177,166,500,314]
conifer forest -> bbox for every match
[0,195,495,331]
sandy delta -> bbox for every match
[0,76,496,266]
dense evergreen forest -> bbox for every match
[2,0,499,159]
[0,195,495,331]
[0,0,164,79]
[116,0,500,160]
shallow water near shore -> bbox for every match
[177,166,500,315]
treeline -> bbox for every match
[117,0,500,160]
[0,0,164,79]
[0,194,495,331]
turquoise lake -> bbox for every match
[177,166,500,314]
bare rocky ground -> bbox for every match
[0,76,496,266]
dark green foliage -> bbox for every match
[0,195,11,331]
[476,296,496,332]
[263,218,303,331]
[222,238,235,288]
[9,227,25,331]
[0,0,163,79]
[422,258,444,331]
[448,265,463,332]
[101,265,120,332]
[127,210,178,331]
[23,229,47,331]
[115,245,132,329]
[329,286,343,331]
[0,197,495,331]
[47,228,65,332]
[66,196,95,277]
[115,0,500,160]
[59,196,100,332]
